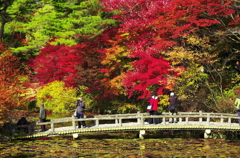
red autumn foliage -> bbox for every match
[102,0,234,98]
[27,36,110,91]
[27,44,84,87]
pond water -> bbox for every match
[1,133,240,158]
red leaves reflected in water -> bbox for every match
[37,137,53,140]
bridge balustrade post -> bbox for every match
[179,114,182,123]
[119,118,122,127]
[51,120,55,132]
[140,115,144,125]
[186,117,189,125]
[137,111,140,124]
[199,111,202,123]
[162,117,166,125]
[207,113,210,126]
[115,116,118,125]
[95,119,99,127]
[220,115,224,123]
[72,115,76,130]
[228,117,232,126]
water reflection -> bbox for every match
[0,138,240,157]
[139,142,145,158]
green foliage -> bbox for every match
[3,1,40,34]
[36,81,78,113]
[212,84,240,113]
[231,74,240,85]
[175,63,208,98]
[9,0,116,54]
[174,62,240,112]
[172,63,212,112]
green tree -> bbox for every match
[0,0,14,42]
[8,0,116,55]
[1,0,40,46]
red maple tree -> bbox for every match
[27,36,110,91]
[102,0,234,98]
[27,44,84,87]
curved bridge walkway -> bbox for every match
[15,111,240,139]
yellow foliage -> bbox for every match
[114,103,139,113]
[162,34,219,66]
[100,39,132,96]
[186,35,210,49]
[158,95,170,107]
[165,75,176,90]
[36,81,78,113]
[120,32,130,36]
[101,46,127,65]
[109,75,126,95]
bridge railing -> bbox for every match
[144,114,240,126]
[36,112,150,132]
[36,111,240,132]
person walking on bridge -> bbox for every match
[76,97,86,128]
[235,96,240,125]
[169,92,178,123]
[39,103,47,132]
[148,92,159,124]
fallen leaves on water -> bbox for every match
[1,138,240,157]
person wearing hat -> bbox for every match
[75,97,86,128]
[168,92,178,123]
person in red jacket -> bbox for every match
[148,92,159,124]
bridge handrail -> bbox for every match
[35,111,240,132]
[94,112,150,118]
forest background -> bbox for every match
[0,0,240,123]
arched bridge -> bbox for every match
[14,111,240,139]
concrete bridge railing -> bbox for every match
[36,111,240,132]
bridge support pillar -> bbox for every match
[73,133,78,140]
[139,130,145,139]
[204,129,211,139]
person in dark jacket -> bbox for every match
[147,92,159,124]
[39,103,47,132]
[76,97,86,128]
[169,92,178,123]
[17,117,28,133]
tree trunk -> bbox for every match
[0,10,6,42]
